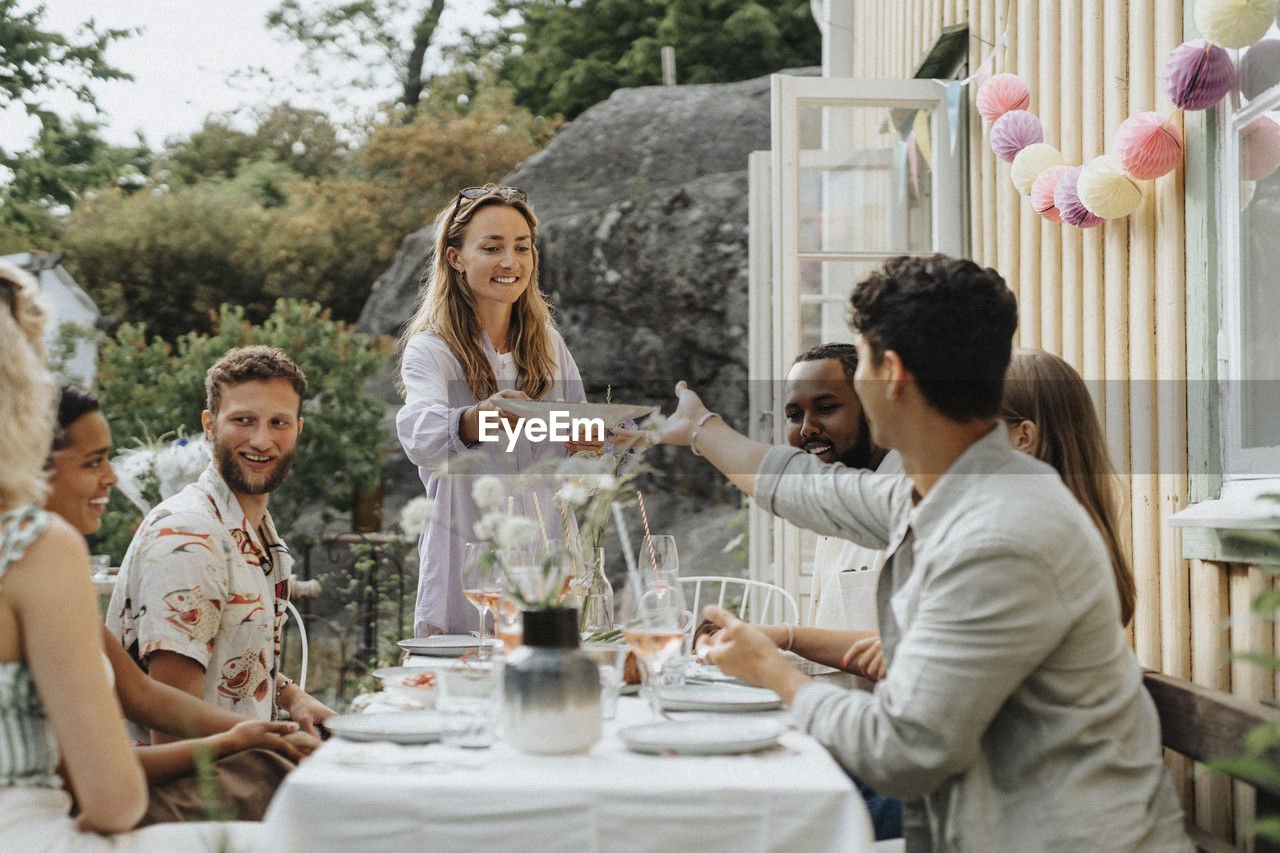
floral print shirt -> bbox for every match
[106,466,291,735]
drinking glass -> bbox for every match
[494,594,523,652]
[461,543,501,660]
[636,534,678,579]
[437,660,503,748]
[619,569,688,719]
[580,641,626,720]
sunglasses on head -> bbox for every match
[453,185,527,218]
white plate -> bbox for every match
[619,718,786,755]
[655,682,783,712]
[494,400,656,430]
[396,635,503,657]
[322,710,449,744]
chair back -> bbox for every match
[680,575,800,626]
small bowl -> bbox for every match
[376,667,439,707]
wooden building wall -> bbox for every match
[840,0,1258,843]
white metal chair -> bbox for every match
[284,599,310,692]
[680,576,800,626]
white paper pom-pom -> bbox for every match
[1195,0,1278,50]
[1011,143,1065,195]
[1077,155,1145,218]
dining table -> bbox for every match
[260,688,875,852]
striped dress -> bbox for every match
[0,506,61,790]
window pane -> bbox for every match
[796,103,935,255]
[798,260,882,349]
[1239,103,1280,451]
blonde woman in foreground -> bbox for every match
[0,262,255,849]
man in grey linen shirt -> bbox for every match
[635,255,1189,851]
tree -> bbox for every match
[266,0,448,117]
[0,0,134,124]
[464,0,821,120]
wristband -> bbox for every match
[689,412,722,457]
[783,623,795,651]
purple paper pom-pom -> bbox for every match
[990,110,1044,163]
[1054,166,1103,229]
[1160,39,1237,111]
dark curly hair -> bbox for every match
[793,343,858,387]
[850,255,1018,422]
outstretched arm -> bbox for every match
[618,382,771,496]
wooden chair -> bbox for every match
[1144,670,1280,852]
[680,575,800,626]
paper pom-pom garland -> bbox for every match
[1195,0,1278,50]
[1114,112,1186,180]
[1160,40,1238,110]
[1031,165,1072,223]
[990,110,1044,162]
[1240,39,1280,100]
[1011,144,1065,195]
[1078,155,1145,219]
[976,73,1031,122]
[1240,116,1280,181]
[1055,167,1105,228]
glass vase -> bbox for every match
[576,547,614,637]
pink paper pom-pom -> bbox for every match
[1240,39,1280,101]
[1054,166,1104,228]
[976,73,1031,123]
[1160,39,1237,111]
[990,110,1044,162]
[1241,116,1280,181]
[1031,165,1072,223]
[1114,112,1185,180]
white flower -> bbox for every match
[471,476,506,512]
[398,497,437,537]
[556,481,593,507]
[495,516,539,550]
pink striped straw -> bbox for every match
[554,491,572,539]
[636,490,657,571]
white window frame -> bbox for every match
[747,74,965,611]
[1214,56,1280,497]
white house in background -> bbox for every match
[2,251,100,384]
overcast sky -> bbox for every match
[1,0,494,152]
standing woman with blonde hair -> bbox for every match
[0,263,250,847]
[1001,347,1136,627]
[397,186,590,637]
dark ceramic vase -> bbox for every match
[502,607,601,754]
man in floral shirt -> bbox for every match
[108,346,335,742]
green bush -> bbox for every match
[90,298,392,561]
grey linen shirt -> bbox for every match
[756,426,1189,852]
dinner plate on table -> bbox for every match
[493,399,656,430]
[396,635,503,657]
[655,682,783,712]
[619,718,786,755]
[321,710,449,744]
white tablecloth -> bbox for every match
[261,696,873,852]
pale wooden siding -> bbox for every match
[838,1,1266,842]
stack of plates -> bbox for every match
[655,682,783,712]
[321,710,449,745]
[396,635,503,657]
[619,717,786,755]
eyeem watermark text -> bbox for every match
[478,410,605,451]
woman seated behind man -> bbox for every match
[47,385,318,826]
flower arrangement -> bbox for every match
[112,432,212,515]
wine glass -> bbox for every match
[461,543,501,659]
[636,534,678,579]
[619,569,688,719]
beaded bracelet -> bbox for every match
[689,411,722,457]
